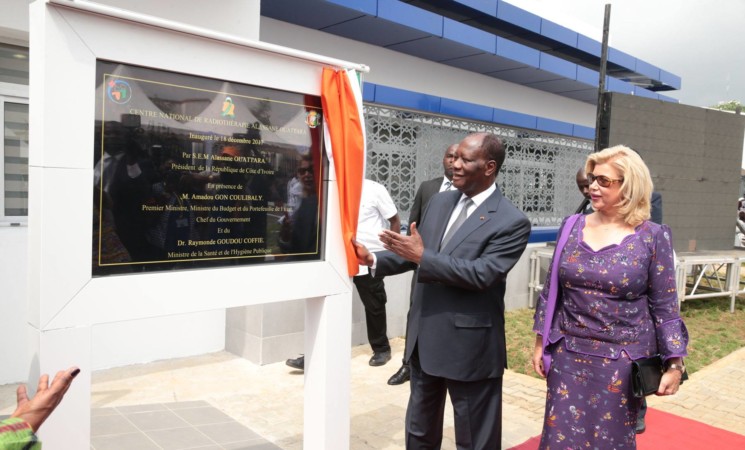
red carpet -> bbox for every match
[508,407,745,449]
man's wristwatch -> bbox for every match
[667,362,686,374]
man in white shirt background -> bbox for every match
[286,178,400,369]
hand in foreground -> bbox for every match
[379,222,424,264]
[352,239,374,266]
[532,335,547,378]
[11,367,80,432]
[657,368,683,396]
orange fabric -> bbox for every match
[321,68,365,276]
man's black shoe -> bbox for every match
[635,417,645,434]
[286,355,304,371]
[387,364,410,385]
[369,351,391,367]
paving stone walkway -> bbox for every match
[2,338,744,449]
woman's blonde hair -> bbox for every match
[585,145,653,226]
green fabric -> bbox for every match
[0,417,41,449]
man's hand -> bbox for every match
[379,222,424,264]
[352,239,374,266]
[11,367,80,432]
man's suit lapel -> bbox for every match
[440,186,504,254]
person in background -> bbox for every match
[633,153,663,434]
[574,167,592,214]
[407,144,458,231]
[649,190,663,226]
[284,173,303,221]
[736,196,745,247]
[355,133,531,449]
[0,367,80,449]
[353,179,401,367]
[388,143,458,386]
[533,145,687,448]
[282,155,319,257]
[287,178,400,370]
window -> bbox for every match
[1,43,29,223]
[1,97,28,221]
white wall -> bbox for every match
[0,227,29,383]
[91,310,226,370]
[1,0,32,386]
[260,17,596,127]
[93,0,261,41]
[1,0,261,44]
[0,0,29,45]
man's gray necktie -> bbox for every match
[443,180,452,191]
[441,198,472,249]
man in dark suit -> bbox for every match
[354,133,531,449]
[574,167,593,214]
[650,191,663,225]
[388,143,457,386]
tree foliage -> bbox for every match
[712,100,743,112]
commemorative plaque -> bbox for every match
[93,60,325,276]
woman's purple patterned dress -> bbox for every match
[533,215,688,449]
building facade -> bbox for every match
[0,0,681,383]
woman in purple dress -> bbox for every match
[532,145,688,449]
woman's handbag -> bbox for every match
[631,355,688,398]
[541,214,581,373]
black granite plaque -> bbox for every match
[93,60,325,276]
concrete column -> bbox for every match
[28,325,91,450]
[303,292,352,449]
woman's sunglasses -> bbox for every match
[587,173,623,188]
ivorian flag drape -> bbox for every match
[321,67,366,276]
